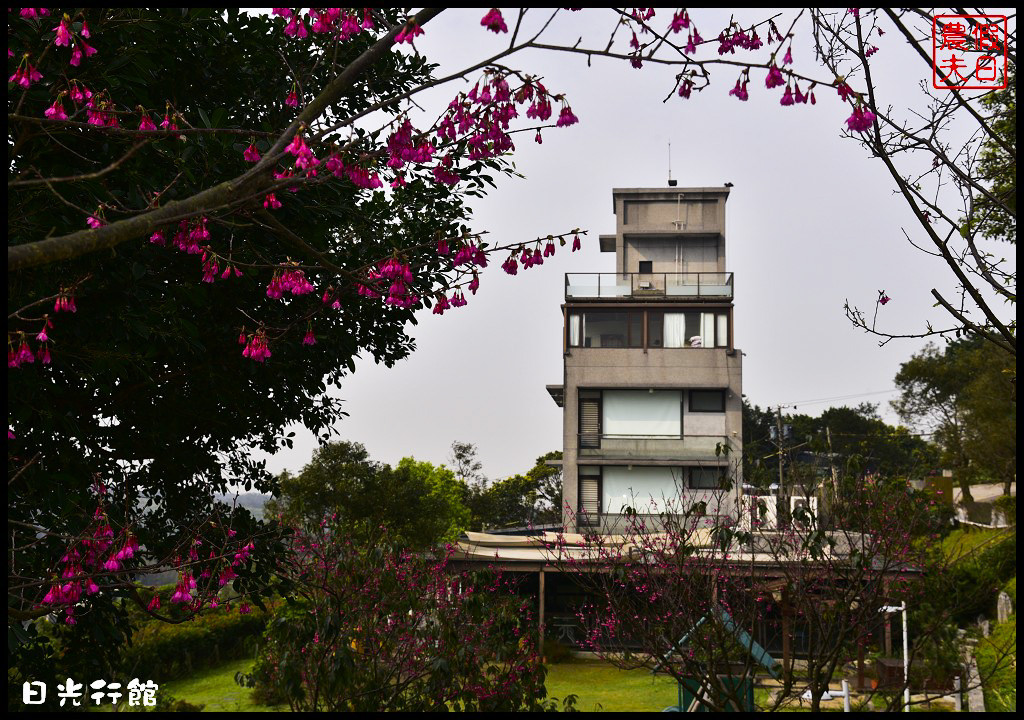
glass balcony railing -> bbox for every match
[565,272,733,300]
[578,434,729,460]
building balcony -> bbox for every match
[577,434,729,461]
[565,272,733,301]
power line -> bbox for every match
[778,388,899,408]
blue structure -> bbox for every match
[659,607,780,712]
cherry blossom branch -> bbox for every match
[7,8,446,272]
[8,142,150,191]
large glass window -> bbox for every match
[602,466,684,514]
[602,390,682,437]
[568,311,643,348]
[647,311,729,348]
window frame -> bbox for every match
[688,389,726,413]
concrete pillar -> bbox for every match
[996,591,1013,623]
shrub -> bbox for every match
[242,526,554,711]
[123,603,271,681]
[993,495,1016,525]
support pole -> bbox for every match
[538,569,546,659]
[902,602,910,713]
[781,590,792,678]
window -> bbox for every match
[602,466,684,514]
[579,392,601,448]
[647,311,729,348]
[638,260,653,274]
[568,311,643,348]
[688,467,726,490]
[689,389,726,412]
[602,390,682,437]
[578,466,601,524]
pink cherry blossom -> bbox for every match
[395,21,424,45]
[54,17,72,47]
[480,9,507,34]
[138,113,157,131]
[845,106,876,133]
[556,105,579,127]
[45,98,68,120]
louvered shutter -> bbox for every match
[579,398,600,448]
[579,475,600,525]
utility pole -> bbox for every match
[776,406,785,495]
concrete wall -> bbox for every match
[561,347,743,531]
[611,187,730,273]
[561,186,740,533]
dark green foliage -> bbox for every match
[894,338,1016,499]
[123,602,271,682]
[7,601,133,712]
[8,7,502,682]
[267,441,471,547]
[462,449,563,530]
[742,399,938,489]
[243,529,555,711]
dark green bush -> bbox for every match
[993,495,1016,524]
[123,603,271,681]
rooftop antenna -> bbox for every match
[667,140,677,186]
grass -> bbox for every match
[145,656,966,712]
[975,615,1017,712]
[545,659,679,712]
[158,658,283,712]
[938,526,1010,562]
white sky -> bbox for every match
[257,8,1014,481]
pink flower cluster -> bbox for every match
[267,266,315,298]
[286,132,320,173]
[242,329,272,362]
[152,216,210,254]
[8,60,43,88]
[670,9,691,33]
[717,27,762,54]
[326,154,384,189]
[453,243,488,268]
[386,119,435,169]
[729,77,750,101]
[40,509,136,624]
[480,8,507,34]
[52,14,96,66]
[846,106,876,133]
[395,21,423,45]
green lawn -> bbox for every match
[938,526,1010,562]
[149,658,964,712]
[158,658,283,712]
[545,660,679,712]
[152,657,681,712]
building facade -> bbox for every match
[548,186,743,533]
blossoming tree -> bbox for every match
[7,7,1013,693]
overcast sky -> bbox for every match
[256,8,1014,481]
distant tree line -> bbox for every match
[266,441,562,547]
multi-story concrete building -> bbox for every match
[548,185,743,533]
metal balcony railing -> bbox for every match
[565,272,733,300]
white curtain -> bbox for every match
[701,313,715,348]
[664,313,686,348]
[603,390,681,436]
[602,466,684,514]
[716,314,728,347]
[569,314,581,346]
